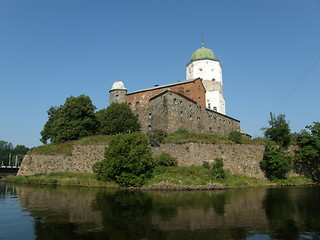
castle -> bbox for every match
[109,43,240,136]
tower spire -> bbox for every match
[202,32,205,47]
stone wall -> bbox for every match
[152,143,266,178]
[138,90,240,135]
[18,145,105,176]
[18,143,265,178]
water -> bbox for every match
[0,182,320,240]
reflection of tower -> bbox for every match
[109,81,127,105]
[186,43,226,114]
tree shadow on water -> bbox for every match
[262,188,299,240]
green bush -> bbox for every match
[148,129,167,147]
[93,133,154,187]
[211,158,226,179]
[260,145,292,180]
[228,131,242,144]
[175,128,189,135]
[202,161,210,169]
[154,152,178,167]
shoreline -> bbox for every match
[1,177,317,191]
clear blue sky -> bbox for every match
[1,0,320,148]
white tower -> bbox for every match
[109,81,127,105]
[186,43,226,114]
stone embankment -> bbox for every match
[18,143,266,178]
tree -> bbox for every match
[40,95,98,144]
[0,141,13,165]
[0,141,29,165]
[93,133,154,187]
[295,122,320,181]
[96,103,140,135]
[262,113,291,148]
[40,106,59,144]
[260,145,292,180]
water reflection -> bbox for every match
[1,183,320,240]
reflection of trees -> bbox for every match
[91,190,231,240]
[15,184,320,239]
[151,191,227,217]
[295,186,320,236]
[92,190,162,240]
[34,216,106,240]
[211,193,227,215]
[0,183,16,199]
[262,188,299,240]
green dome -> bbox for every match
[191,43,217,61]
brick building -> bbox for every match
[109,44,241,135]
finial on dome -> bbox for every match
[202,32,205,48]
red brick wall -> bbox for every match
[126,78,206,110]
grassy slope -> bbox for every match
[31,135,113,155]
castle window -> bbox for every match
[148,113,152,119]
[208,103,211,109]
[128,103,132,108]
[148,125,152,131]
[136,102,140,107]
[180,101,183,105]
[115,95,119,99]
[174,98,177,103]
[186,90,190,95]
[213,107,217,111]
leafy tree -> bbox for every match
[295,122,320,181]
[0,141,13,165]
[40,95,98,144]
[40,106,59,144]
[262,113,291,148]
[154,152,178,167]
[260,145,292,180]
[96,103,140,135]
[93,133,154,187]
[0,141,29,165]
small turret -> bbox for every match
[109,81,127,105]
